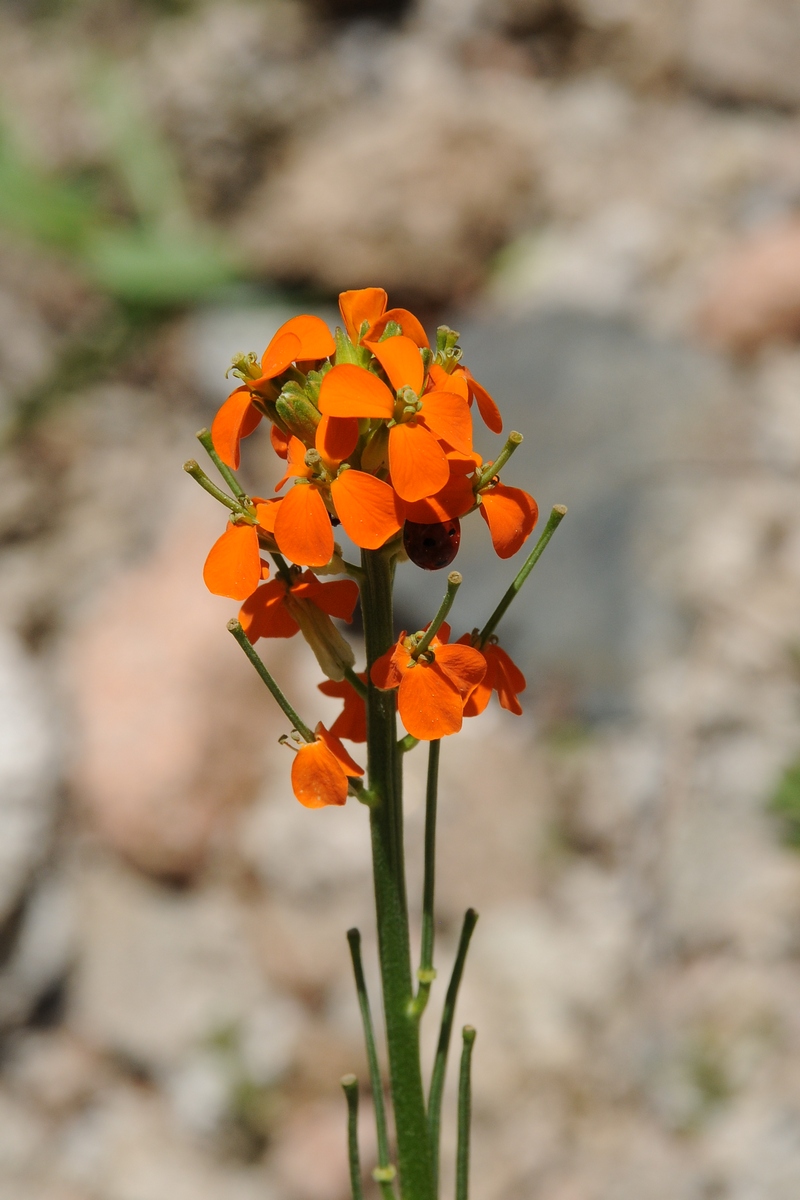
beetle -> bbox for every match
[403,519,461,570]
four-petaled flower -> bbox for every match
[370,623,486,741]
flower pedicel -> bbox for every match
[184,287,567,1200]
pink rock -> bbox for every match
[697,219,800,356]
[65,490,277,879]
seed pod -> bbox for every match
[403,519,461,570]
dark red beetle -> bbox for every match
[403,519,461,570]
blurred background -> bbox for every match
[3,1,800,1197]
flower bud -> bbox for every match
[275,382,321,444]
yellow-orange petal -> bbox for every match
[275,435,311,491]
[368,308,429,348]
[291,573,360,621]
[271,314,335,363]
[447,448,483,475]
[434,643,487,697]
[315,722,364,777]
[398,663,464,740]
[318,677,367,743]
[370,637,410,690]
[480,484,538,559]
[388,421,449,503]
[419,391,473,454]
[330,469,405,549]
[402,474,474,523]
[364,335,424,394]
[428,362,469,400]
[318,363,395,419]
[291,740,349,808]
[271,424,291,459]
[274,483,334,567]
[239,579,299,640]
[211,387,261,470]
[258,330,302,381]
[316,415,359,466]
[255,498,281,532]
[203,522,261,600]
[486,644,526,714]
[462,367,503,434]
[339,288,387,343]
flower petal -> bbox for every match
[434,643,487,697]
[239,579,299,640]
[461,367,503,434]
[447,448,483,475]
[486,644,526,714]
[339,288,387,342]
[388,422,449,503]
[318,364,394,419]
[402,474,475,523]
[364,335,424,394]
[255,498,281,532]
[420,391,473,454]
[203,522,261,600]
[462,679,492,717]
[318,677,367,742]
[275,436,311,491]
[272,314,335,362]
[368,308,429,348]
[259,330,302,380]
[428,363,468,399]
[398,663,464,740]
[292,573,360,621]
[370,637,411,690]
[480,484,539,559]
[316,415,360,467]
[274,483,334,567]
[271,424,291,459]
[211,387,262,469]
[315,722,364,776]
[330,469,405,549]
[291,739,349,808]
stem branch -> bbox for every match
[196,427,248,501]
[341,1075,365,1200]
[478,505,567,646]
[413,572,462,659]
[456,1028,476,1200]
[227,620,314,741]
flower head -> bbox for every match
[370,623,486,740]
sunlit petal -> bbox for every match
[388,422,449,502]
[203,522,261,600]
[318,364,395,419]
[211,387,261,470]
[274,483,334,567]
[480,484,538,559]
[330,469,405,549]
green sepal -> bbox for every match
[379,320,402,341]
[335,326,369,366]
[361,424,390,474]
[275,382,321,444]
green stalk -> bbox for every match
[413,573,462,660]
[227,620,314,742]
[183,460,247,515]
[455,1029,476,1200]
[427,909,479,1193]
[341,1075,365,1200]
[361,547,435,1200]
[347,929,396,1200]
[475,431,523,491]
[478,505,567,646]
[196,427,248,501]
[409,740,440,1020]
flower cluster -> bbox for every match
[193,287,538,807]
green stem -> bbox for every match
[475,431,523,491]
[398,734,419,754]
[455,1029,476,1200]
[227,620,314,742]
[427,909,479,1194]
[196,427,248,501]
[361,548,435,1200]
[347,929,396,1200]
[409,740,440,1020]
[183,460,248,516]
[478,505,567,646]
[270,551,294,582]
[341,1075,365,1200]
[344,666,369,701]
[413,572,462,660]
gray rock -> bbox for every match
[685,0,800,109]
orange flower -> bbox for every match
[212,315,335,469]
[291,722,364,808]
[318,675,367,742]
[428,357,503,435]
[203,519,269,601]
[271,436,405,564]
[339,287,429,347]
[478,480,539,559]
[318,352,473,504]
[458,637,527,716]
[370,623,486,740]
[239,570,359,641]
